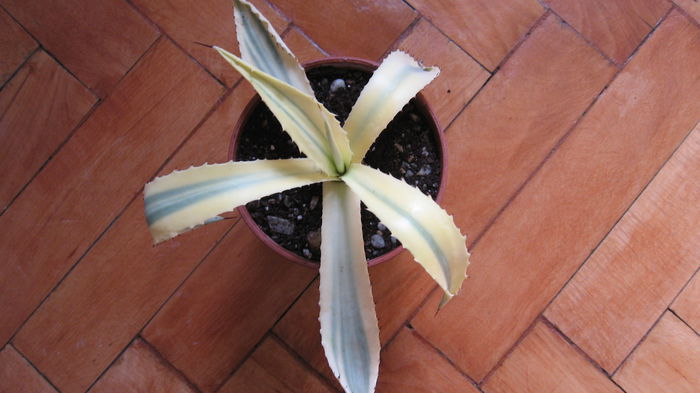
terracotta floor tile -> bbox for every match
[0,7,35,85]
[142,222,317,393]
[672,271,700,333]
[220,336,335,393]
[395,19,489,128]
[274,250,437,384]
[614,312,700,393]
[269,0,415,61]
[545,0,670,64]
[483,321,621,393]
[89,339,196,393]
[407,0,543,70]
[130,0,287,87]
[440,14,616,244]
[13,205,232,393]
[1,0,158,97]
[545,124,700,372]
[12,73,266,393]
[0,50,95,212]
[286,27,328,65]
[377,328,479,393]
[0,39,222,347]
[675,0,700,23]
[0,345,56,393]
[412,10,700,381]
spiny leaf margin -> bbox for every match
[344,51,439,163]
[233,0,314,95]
[319,181,380,393]
[341,163,469,301]
[145,158,331,243]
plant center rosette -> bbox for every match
[231,58,447,268]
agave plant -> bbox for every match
[144,0,470,391]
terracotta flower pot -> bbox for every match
[228,57,448,269]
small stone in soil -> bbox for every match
[307,230,321,251]
[378,223,387,231]
[309,195,319,210]
[330,78,346,92]
[303,248,312,259]
[371,234,386,249]
[267,216,294,235]
[417,165,432,176]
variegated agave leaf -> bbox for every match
[342,163,470,301]
[215,46,352,176]
[144,159,331,243]
[233,0,314,96]
[320,181,380,393]
[344,51,439,163]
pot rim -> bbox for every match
[229,56,448,269]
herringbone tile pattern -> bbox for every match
[1,1,698,392]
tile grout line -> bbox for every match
[668,308,700,337]
[212,273,321,393]
[546,9,618,66]
[539,317,629,393]
[537,313,624,392]
[82,336,139,393]
[614,5,675,70]
[382,13,422,60]
[0,84,101,218]
[0,33,165,219]
[407,326,484,392]
[10,343,64,393]
[476,313,542,387]
[259,0,292,25]
[122,0,230,89]
[667,266,700,335]
[488,9,552,74]
[536,0,621,67]
[0,56,33,121]
[5,37,231,348]
[269,333,343,393]
[0,4,100,98]
[139,336,206,393]
[397,9,492,72]
[0,45,39,92]
[673,1,700,29]
[288,23,330,58]
[611,262,700,376]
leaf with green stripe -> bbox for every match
[233,0,313,96]
[344,51,439,163]
[319,181,380,393]
[341,163,469,301]
[144,158,332,243]
[215,46,352,176]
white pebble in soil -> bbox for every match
[330,78,346,93]
[370,234,386,248]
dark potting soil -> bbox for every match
[236,65,442,262]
